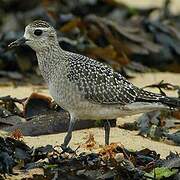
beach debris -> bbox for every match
[0,136,179,179]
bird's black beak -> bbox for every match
[8,37,27,48]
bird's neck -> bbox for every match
[36,44,67,84]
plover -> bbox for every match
[9,20,180,151]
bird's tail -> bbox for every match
[136,88,180,109]
[158,96,180,108]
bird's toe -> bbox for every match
[60,144,75,153]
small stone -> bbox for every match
[115,153,124,163]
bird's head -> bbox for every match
[9,20,58,52]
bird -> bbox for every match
[9,20,180,151]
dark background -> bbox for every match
[0,0,180,83]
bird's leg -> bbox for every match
[104,119,111,145]
[61,117,76,153]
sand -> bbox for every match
[0,72,180,158]
[117,0,180,15]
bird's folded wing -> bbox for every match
[67,52,180,108]
[67,53,138,105]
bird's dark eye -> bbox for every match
[34,29,43,36]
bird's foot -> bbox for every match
[60,144,75,153]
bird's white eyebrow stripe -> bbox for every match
[34,27,49,31]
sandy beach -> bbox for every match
[0,72,180,158]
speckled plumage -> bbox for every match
[10,20,180,148]
[66,52,137,105]
[36,46,178,120]
[29,20,51,28]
